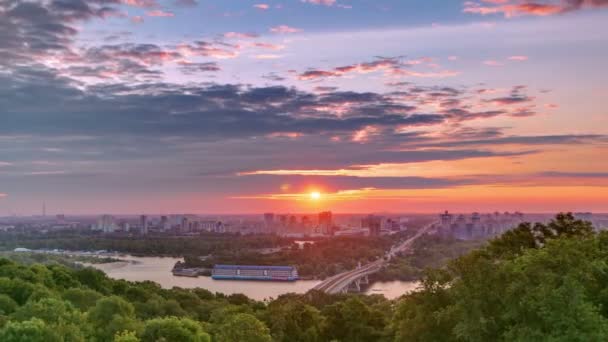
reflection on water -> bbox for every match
[90,255,419,301]
[364,281,420,300]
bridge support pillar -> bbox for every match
[345,279,362,293]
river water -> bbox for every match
[90,255,418,301]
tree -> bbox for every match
[0,277,35,305]
[214,313,272,342]
[0,294,18,315]
[392,213,605,342]
[73,267,111,294]
[114,331,140,342]
[322,297,387,342]
[0,318,61,342]
[62,287,103,311]
[265,298,324,342]
[87,296,142,342]
[141,317,210,342]
[48,264,81,289]
[12,298,86,341]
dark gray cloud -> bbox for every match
[0,66,445,138]
[0,0,123,66]
[262,73,286,82]
[178,61,221,74]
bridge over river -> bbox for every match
[312,221,436,294]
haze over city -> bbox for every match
[1,0,607,215]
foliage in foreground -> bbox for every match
[0,213,606,341]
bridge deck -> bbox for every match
[312,221,436,294]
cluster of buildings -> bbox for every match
[93,214,225,235]
[88,211,410,237]
[261,211,335,236]
[334,215,408,237]
[437,211,525,240]
[0,214,81,233]
[262,212,408,237]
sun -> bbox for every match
[309,191,321,200]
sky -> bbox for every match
[1,0,607,215]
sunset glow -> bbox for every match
[0,0,606,214]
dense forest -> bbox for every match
[0,213,606,341]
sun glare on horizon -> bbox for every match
[310,191,322,200]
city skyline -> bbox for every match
[1,0,607,214]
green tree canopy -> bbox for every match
[87,296,142,342]
[141,316,210,342]
[215,313,272,342]
[0,318,61,342]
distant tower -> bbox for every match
[181,217,190,233]
[160,216,169,232]
[439,211,453,237]
[361,215,382,236]
[42,202,46,217]
[471,212,483,238]
[140,215,148,235]
[318,211,333,235]
[263,213,275,232]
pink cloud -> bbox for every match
[223,32,260,39]
[463,0,608,17]
[299,57,459,80]
[483,60,504,66]
[146,10,175,17]
[390,69,461,78]
[121,0,158,8]
[270,25,302,34]
[302,0,337,5]
[253,54,283,59]
[178,41,241,59]
[251,42,286,50]
[253,3,270,10]
[298,70,337,80]
[509,55,529,61]
[130,16,144,24]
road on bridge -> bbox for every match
[312,221,436,294]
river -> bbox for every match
[89,255,418,301]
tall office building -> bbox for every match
[140,215,148,235]
[318,211,333,235]
[263,213,275,232]
[279,215,288,228]
[96,215,117,233]
[453,214,468,239]
[471,212,483,239]
[181,217,190,233]
[439,210,454,237]
[160,215,169,231]
[361,215,382,236]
